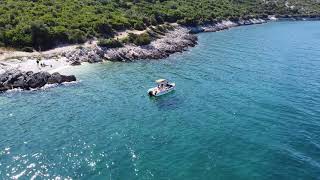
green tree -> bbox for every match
[30,21,51,51]
[68,29,86,44]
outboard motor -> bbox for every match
[148,91,154,96]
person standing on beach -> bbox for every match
[36,58,41,70]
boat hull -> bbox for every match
[148,83,175,97]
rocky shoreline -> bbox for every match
[0,70,76,92]
[70,15,320,64]
[188,18,267,33]
[61,26,198,64]
[1,16,317,92]
[0,26,199,92]
[0,19,268,92]
[275,14,320,21]
[38,19,268,65]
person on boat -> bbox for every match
[161,84,165,90]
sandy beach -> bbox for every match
[0,40,100,74]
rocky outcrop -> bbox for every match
[0,27,197,92]
[58,27,198,63]
[63,47,104,64]
[189,18,267,33]
[47,72,76,84]
[276,14,320,21]
[62,20,277,63]
[102,28,197,62]
[0,70,76,92]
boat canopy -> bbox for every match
[156,79,167,84]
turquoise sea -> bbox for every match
[1,21,320,179]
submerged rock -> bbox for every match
[0,70,77,92]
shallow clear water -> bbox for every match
[1,21,320,179]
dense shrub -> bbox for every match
[95,21,114,37]
[0,0,317,50]
[30,21,51,50]
[128,33,151,46]
[149,26,165,35]
[177,17,199,26]
[98,38,123,48]
[68,29,86,44]
[133,21,146,31]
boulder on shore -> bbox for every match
[0,70,77,92]
[47,72,76,84]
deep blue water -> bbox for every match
[1,21,320,179]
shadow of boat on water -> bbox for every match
[149,91,184,111]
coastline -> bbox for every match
[0,19,268,75]
[0,26,197,75]
[187,18,267,34]
[0,15,318,92]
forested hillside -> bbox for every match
[0,0,319,51]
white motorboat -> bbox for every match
[148,79,175,97]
